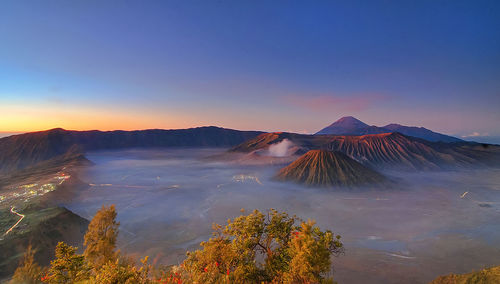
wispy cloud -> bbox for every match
[460,132,500,144]
[282,93,388,112]
[462,132,489,138]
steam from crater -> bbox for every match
[267,139,293,157]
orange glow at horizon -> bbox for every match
[0,101,308,134]
[0,103,197,132]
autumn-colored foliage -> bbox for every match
[9,244,44,284]
[430,265,500,284]
[179,209,343,283]
[83,204,120,270]
[13,206,343,284]
[45,242,89,283]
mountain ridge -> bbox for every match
[0,126,263,174]
[315,116,462,143]
[230,132,500,170]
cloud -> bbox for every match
[282,93,387,112]
[462,132,489,138]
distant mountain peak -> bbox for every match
[316,116,386,135]
[315,116,462,143]
[337,116,362,121]
[331,116,368,127]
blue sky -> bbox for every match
[1,0,499,142]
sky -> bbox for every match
[1,0,499,142]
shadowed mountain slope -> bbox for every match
[0,205,89,280]
[275,150,386,187]
[383,123,462,143]
[0,127,263,174]
[231,132,500,170]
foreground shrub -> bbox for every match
[10,245,44,284]
[430,265,500,284]
[178,209,343,283]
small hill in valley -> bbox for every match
[275,150,386,187]
[430,265,500,284]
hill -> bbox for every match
[0,126,263,174]
[430,265,500,284]
[0,205,89,280]
[275,150,386,187]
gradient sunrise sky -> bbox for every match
[1,1,499,142]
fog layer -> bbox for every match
[61,148,500,284]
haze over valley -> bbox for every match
[68,149,500,284]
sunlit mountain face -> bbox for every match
[1,1,500,283]
[275,149,387,187]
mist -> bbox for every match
[266,139,294,157]
[59,148,500,284]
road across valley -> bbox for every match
[3,207,25,237]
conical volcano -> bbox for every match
[315,116,389,135]
[275,150,386,187]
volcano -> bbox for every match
[315,116,462,142]
[315,116,390,136]
[275,150,386,187]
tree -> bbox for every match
[284,220,343,283]
[83,205,119,270]
[45,242,89,283]
[180,209,343,283]
[10,245,43,284]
